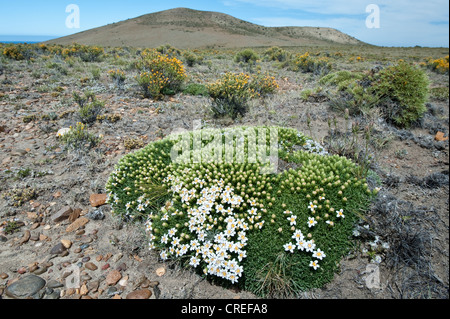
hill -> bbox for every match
[46,7,365,48]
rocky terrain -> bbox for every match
[0,43,448,301]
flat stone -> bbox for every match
[66,217,89,233]
[52,206,73,223]
[49,243,66,255]
[126,289,152,299]
[47,280,64,288]
[89,194,107,207]
[85,262,98,271]
[105,270,122,286]
[5,275,46,299]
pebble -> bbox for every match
[85,262,98,271]
[118,275,128,287]
[0,273,9,279]
[52,206,73,223]
[101,263,110,271]
[19,230,31,245]
[66,217,89,233]
[5,275,46,299]
[126,289,152,299]
[61,239,72,249]
[106,270,122,286]
[49,243,66,255]
[82,257,91,263]
[86,209,105,220]
[89,194,107,207]
[47,280,64,288]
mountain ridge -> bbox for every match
[46,7,366,48]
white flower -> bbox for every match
[308,202,317,212]
[382,242,390,250]
[190,256,200,268]
[372,255,382,264]
[312,248,326,260]
[307,217,317,228]
[336,209,345,218]
[284,242,296,253]
[309,260,320,270]
[304,240,316,252]
[353,229,360,237]
[287,214,297,226]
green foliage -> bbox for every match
[106,125,377,297]
[182,50,203,67]
[263,46,291,62]
[183,83,209,96]
[73,91,105,124]
[136,49,187,99]
[374,62,430,127]
[429,86,449,101]
[207,72,278,118]
[60,122,101,150]
[234,49,260,64]
[290,52,332,76]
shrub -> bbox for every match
[182,51,203,67]
[60,122,101,150]
[430,86,449,101]
[105,125,377,297]
[207,72,279,118]
[136,50,187,99]
[183,83,209,96]
[156,44,181,58]
[234,49,260,64]
[264,46,291,62]
[108,69,126,87]
[73,91,105,124]
[427,55,449,74]
[374,62,430,127]
[291,52,332,76]
[207,73,252,118]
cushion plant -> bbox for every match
[106,126,378,297]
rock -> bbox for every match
[56,128,70,138]
[47,280,64,289]
[19,230,31,245]
[52,206,73,223]
[85,262,98,271]
[5,275,46,299]
[105,270,122,286]
[68,208,82,223]
[101,263,110,271]
[1,273,9,279]
[61,239,72,249]
[66,217,89,233]
[80,283,89,295]
[86,208,105,220]
[49,243,66,255]
[118,275,128,287]
[126,289,152,299]
[89,194,107,207]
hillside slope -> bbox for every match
[46,7,365,48]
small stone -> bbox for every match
[17,267,27,274]
[80,283,89,295]
[1,273,9,279]
[39,234,48,241]
[112,294,121,299]
[85,262,98,271]
[61,239,72,249]
[86,209,105,220]
[33,266,47,275]
[126,289,152,299]
[89,194,107,207]
[19,230,31,245]
[101,263,110,271]
[52,206,73,223]
[68,208,82,223]
[66,217,89,233]
[156,267,165,277]
[106,270,121,286]
[118,275,128,287]
[5,275,46,299]
[49,243,66,255]
[82,257,91,263]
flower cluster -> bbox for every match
[136,49,187,99]
[427,55,449,74]
[146,177,265,284]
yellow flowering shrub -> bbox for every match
[136,49,187,99]
[291,52,332,75]
[427,55,449,74]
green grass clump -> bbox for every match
[234,49,260,64]
[73,91,105,124]
[105,126,377,297]
[60,122,101,150]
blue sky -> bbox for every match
[0,0,448,47]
